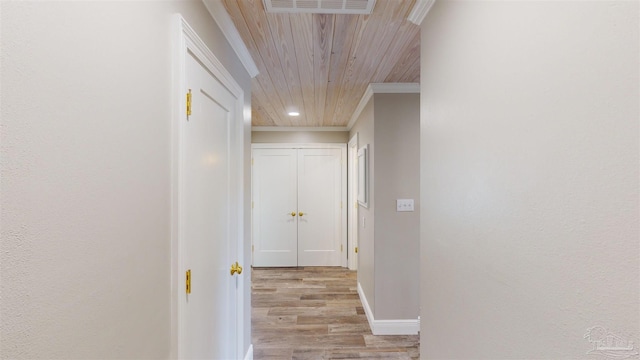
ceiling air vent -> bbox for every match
[264,0,375,14]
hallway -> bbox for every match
[251,267,419,359]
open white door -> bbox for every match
[173,16,245,360]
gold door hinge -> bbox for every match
[186,269,191,294]
[355,247,358,253]
[341,244,343,252]
[341,201,343,209]
[252,201,254,209]
[252,244,254,252]
[354,202,358,209]
[252,158,254,165]
[186,89,192,117]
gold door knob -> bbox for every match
[290,212,297,217]
[230,262,243,276]
[298,212,305,217]
[230,263,238,276]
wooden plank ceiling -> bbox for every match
[222,0,420,127]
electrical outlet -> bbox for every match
[396,199,414,212]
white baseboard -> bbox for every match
[244,344,253,360]
[357,282,419,335]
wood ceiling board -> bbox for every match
[312,14,335,126]
[397,51,421,83]
[223,0,420,127]
[224,0,289,124]
[252,78,286,126]
[237,0,296,123]
[251,96,274,126]
[266,12,309,124]
[333,1,414,125]
[384,31,420,82]
[324,15,360,126]
[371,21,419,82]
[290,14,316,126]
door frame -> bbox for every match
[252,143,348,268]
[347,134,359,270]
[171,15,246,359]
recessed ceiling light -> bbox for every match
[288,111,300,117]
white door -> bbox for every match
[252,146,346,267]
[180,50,237,359]
[297,148,343,266]
[252,148,298,267]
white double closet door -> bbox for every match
[252,146,346,267]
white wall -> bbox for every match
[420,1,639,358]
[0,2,252,358]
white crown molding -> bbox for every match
[252,126,348,132]
[203,0,259,78]
[346,83,420,130]
[357,282,419,335]
[408,0,436,25]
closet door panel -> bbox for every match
[297,148,343,266]
[252,149,298,267]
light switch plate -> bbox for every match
[397,199,414,212]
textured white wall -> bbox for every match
[0,2,251,358]
[420,1,639,358]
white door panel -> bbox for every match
[181,51,237,360]
[252,149,298,267]
[297,149,343,266]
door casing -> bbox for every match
[348,134,359,270]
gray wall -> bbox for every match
[349,100,376,312]
[373,94,420,320]
[252,130,349,143]
[0,2,252,358]
[420,1,639,358]
[349,93,420,321]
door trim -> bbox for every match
[252,143,348,267]
[347,134,358,270]
[171,14,245,359]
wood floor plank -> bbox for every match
[297,315,368,325]
[253,324,329,336]
[328,323,372,335]
[300,293,360,301]
[252,267,419,359]
[267,306,356,317]
[254,334,366,349]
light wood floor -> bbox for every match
[252,267,419,360]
